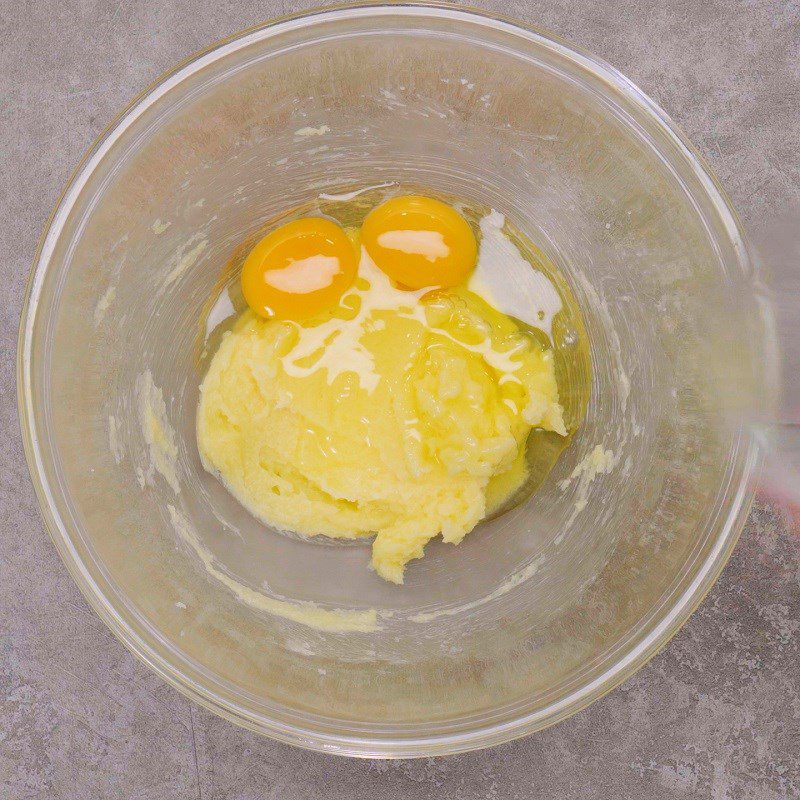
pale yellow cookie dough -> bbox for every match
[197,249,565,583]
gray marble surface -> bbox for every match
[2,0,799,797]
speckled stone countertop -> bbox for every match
[2,1,798,798]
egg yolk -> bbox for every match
[241,217,357,320]
[360,195,478,289]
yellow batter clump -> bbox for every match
[197,246,565,583]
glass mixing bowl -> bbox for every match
[18,3,773,756]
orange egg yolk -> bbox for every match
[360,195,478,290]
[241,217,357,320]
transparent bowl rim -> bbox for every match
[17,1,758,757]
